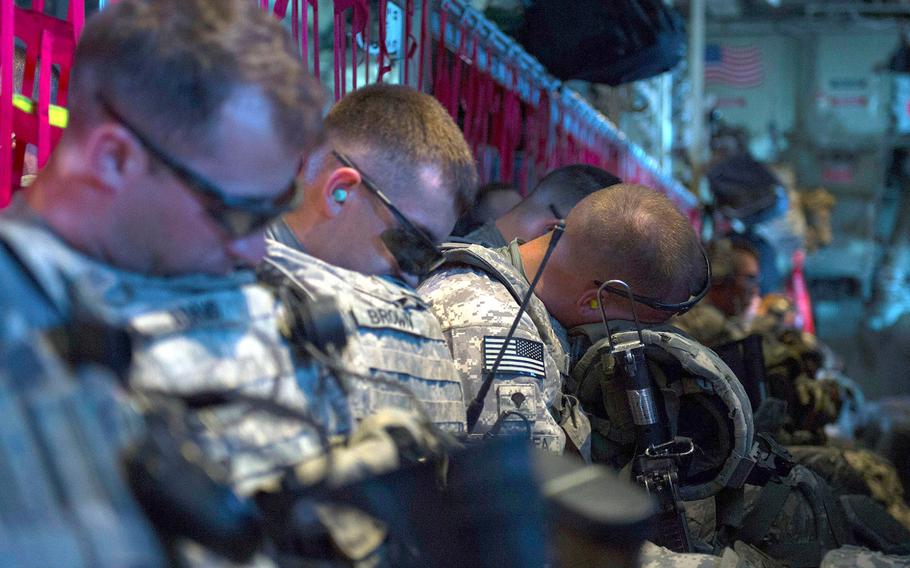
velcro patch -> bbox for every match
[483,336,545,380]
[351,304,434,337]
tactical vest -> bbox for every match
[569,322,754,501]
[428,242,591,456]
[264,240,467,434]
[0,212,345,496]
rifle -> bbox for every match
[596,280,694,553]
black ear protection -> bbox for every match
[332,188,348,203]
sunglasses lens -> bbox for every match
[380,227,443,276]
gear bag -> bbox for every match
[518,0,686,86]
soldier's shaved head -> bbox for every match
[491,164,621,245]
[524,165,621,217]
[563,184,704,302]
[522,184,705,327]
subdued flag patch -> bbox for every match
[483,336,545,380]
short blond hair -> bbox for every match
[324,84,478,214]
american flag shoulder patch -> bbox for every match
[482,336,546,380]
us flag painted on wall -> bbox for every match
[705,44,763,88]
[483,336,545,380]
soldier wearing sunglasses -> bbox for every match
[0,0,337,495]
[264,84,479,435]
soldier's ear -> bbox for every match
[577,289,602,319]
[528,215,561,241]
[83,122,148,195]
[320,166,360,218]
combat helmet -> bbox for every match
[569,322,754,501]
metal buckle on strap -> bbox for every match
[644,437,695,460]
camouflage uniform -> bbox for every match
[640,541,780,567]
[417,241,591,456]
[788,446,910,533]
[671,301,749,348]
[462,221,508,248]
[263,232,467,434]
[821,546,910,567]
[0,311,165,567]
[0,200,347,496]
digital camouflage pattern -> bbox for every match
[0,207,344,496]
[671,301,750,348]
[821,546,910,567]
[639,541,780,567]
[418,242,591,455]
[263,237,468,434]
[0,311,165,566]
[675,295,850,446]
[788,446,910,533]
[568,323,754,501]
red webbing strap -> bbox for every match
[449,23,466,118]
[351,7,357,91]
[417,0,428,90]
[533,90,549,174]
[1,0,13,206]
[377,0,392,82]
[290,0,300,59]
[259,0,268,9]
[33,0,43,11]
[481,65,494,151]
[552,112,566,170]
[432,9,451,113]
[36,29,51,167]
[301,0,320,77]
[403,0,413,85]
[790,250,816,334]
[363,5,370,84]
[546,99,559,171]
[310,0,319,77]
[67,0,83,39]
[462,38,480,152]
[479,69,494,163]
[21,25,36,106]
[333,1,370,99]
[606,141,619,176]
[518,101,531,194]
[333,7,344,100]
[273,0,291,17]
[490,81,502,174]
[497,67,520,183]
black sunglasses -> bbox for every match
[594,245,712,315]
[97,94,300,238]
[332,150,443,277]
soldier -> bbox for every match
[263,84,479,434]
[672,238,761,346]
[0,309,165,566]
[419,184,707,458]
[450,181,522,237]
[462,164,621,247]
[0,0,335,495]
